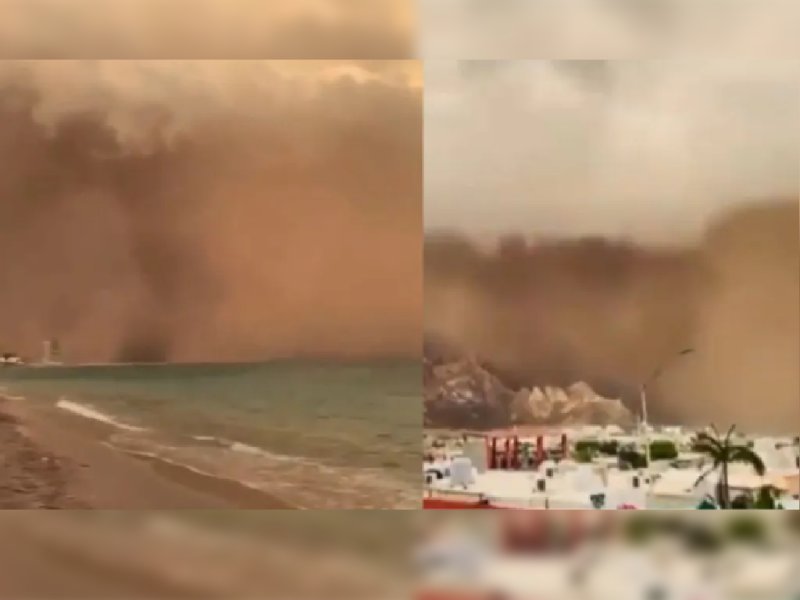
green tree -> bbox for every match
[692,425,766,509]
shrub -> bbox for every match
[730,494,753,510]
[574,447,595,463]
[618,448,647,469]
[598,440,619,456]
[575,440,600,454]
[649,440,678,461]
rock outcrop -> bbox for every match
[425,353,635,429]
[509,381,634,427]
[424,356,513,428]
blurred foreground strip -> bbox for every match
[0,511,409,599]
[415,511,800,600]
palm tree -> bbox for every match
[692,425,766,509]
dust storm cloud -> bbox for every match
[0,60,421,363]
[424,60,799,433]
[0,0,414,58]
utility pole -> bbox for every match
[639,384,651,467]
[641,348,694,470]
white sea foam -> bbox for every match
[192,434,309,464]
[229,441,264,455]
[227,440,315,464]
[56,397,147,432]
[108,430,417,509]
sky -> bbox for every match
[420,0,800,58]
[0,60,421,362]
[425,59,799,244]
[0,0,414,58]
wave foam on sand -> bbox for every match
[112,431,418,509]
[52,398,417,509]
[56,397,147,432]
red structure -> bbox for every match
[535,435,545,464]
[484,435,498,469]
[483,429,569,471]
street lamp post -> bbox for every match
[640,348,694,468]
[639,384,650,466]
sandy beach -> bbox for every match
[0,396,293,509]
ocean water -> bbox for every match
[0,361,421,508]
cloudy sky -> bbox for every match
[420,0,800,58]
[0,60,421,362]
[0,0,414,58]
[425,59,799,244]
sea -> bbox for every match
[0,361,421,508]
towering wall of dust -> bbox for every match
[0,61,421,362]
[662,201,799,433]
[424,57,798,433]
[425,200,799,433]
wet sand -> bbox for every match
[0,396,293,509]
[0,405,83,509]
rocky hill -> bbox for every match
[424,352,634,429]
[424,356,513,428]
[508,381,634,427]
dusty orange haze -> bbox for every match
[426,200,800,433]
[424,59,799,433]
[0,60,421,362]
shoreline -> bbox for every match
[0,395,294,509]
